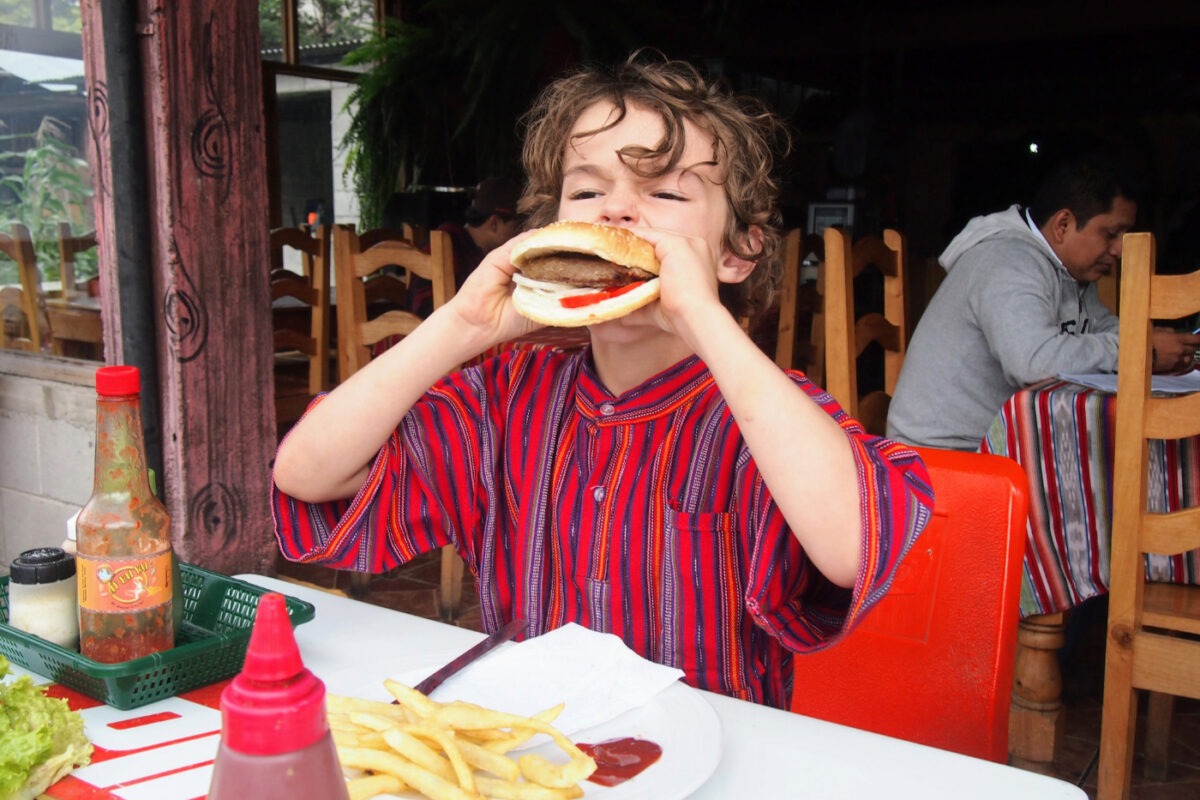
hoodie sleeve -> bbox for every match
[966,241,1120,383]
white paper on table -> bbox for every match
[394,623,684,740]
[1057,370,1200,395]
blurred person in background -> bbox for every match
[408,176,524,316]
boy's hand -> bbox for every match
[441,231,545,349]
[615,226,726,335]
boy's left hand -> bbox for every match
[617,227,727,335]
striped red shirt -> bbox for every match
[273,348,932,707]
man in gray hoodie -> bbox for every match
[888,155,1200,450]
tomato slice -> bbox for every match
[559,282,644,309]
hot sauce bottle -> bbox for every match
[76,365,175,662]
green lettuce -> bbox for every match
[0,655,92,800]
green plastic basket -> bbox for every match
[0,562,314,709]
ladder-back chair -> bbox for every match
[0,223,49,352]
[823,227,908,435]
[1097,231,1200,799]
[270,224,332,436]
[332,224,464,619]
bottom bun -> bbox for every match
[511,275,661,327]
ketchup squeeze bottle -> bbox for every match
[207,593,350,800]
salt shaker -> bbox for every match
[7,547,79,650]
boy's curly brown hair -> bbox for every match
[518,51,791,319]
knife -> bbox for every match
[408,617,528,697]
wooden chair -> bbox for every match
[790,446,1028,763]
[270,225,332,435]
[332,223,464,619]
[742,228,825,380]
[823,227,908,435]
[333,224,454,379]
[56,222,98,299]
[0,223,49,352]
[1097,231,1200,799]
[44,223,103,359]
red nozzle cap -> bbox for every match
[95,365,140,397]
[218,593,329,755]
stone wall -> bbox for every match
[0,354,95,567]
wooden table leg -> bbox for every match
[1009,612,1066,771]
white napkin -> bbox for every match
[402,623,684,739]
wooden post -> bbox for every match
[1009,612,1066,770]
[81,1,276,575]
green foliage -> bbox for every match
[341,19,446,229]
[0,117,95,286]
[259,0,375,55]
[339,0,656,228]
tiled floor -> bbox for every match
[275,556,1200,799]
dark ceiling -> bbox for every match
[663,0,1200,129]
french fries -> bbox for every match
[328,679,596,800]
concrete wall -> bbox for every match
[0,353,95,568]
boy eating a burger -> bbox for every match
[272,52,931,708]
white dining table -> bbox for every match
[14,574,1087,800]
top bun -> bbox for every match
[510,222,660,276]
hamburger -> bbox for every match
[509,222,660,327]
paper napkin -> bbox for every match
[402,623,684,738]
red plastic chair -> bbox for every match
[789,446,1028,763]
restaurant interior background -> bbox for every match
[1,0,1200,571]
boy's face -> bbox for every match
[557,101,731,260]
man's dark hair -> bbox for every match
[1029,154,1141,229]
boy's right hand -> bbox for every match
[440,231,546,352]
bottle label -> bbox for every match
[77,551,173,613]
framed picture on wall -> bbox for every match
[807,202,855,234]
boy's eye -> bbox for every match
[567,189,601,200]
[652,191,686,201]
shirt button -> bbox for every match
[600,403,616,416]
[592,486,606,502]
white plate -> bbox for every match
[374,682,721,800]
[523,682,721,799]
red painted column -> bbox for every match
[82,0,277,574]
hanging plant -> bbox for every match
[338,0,656,229]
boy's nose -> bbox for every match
[598,187,638,226]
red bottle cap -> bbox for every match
[95,365,140,397]
[218,593,329,755]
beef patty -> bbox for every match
[518,254,656,288]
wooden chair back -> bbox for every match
[823,227,908,434]
[56,222,98,299]
[47,223,102,359]
[331,223,464,618]
[774,228,827,375]
[0,223,49,352]
[790,446,1027,763]
[270,224,332,433]
[333,224,454,381]
[741,228,826,380]
[1098,231,1200,799]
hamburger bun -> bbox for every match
[510,222,661,327]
